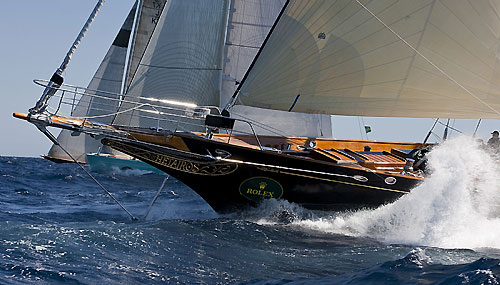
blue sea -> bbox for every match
[1,137,500,284]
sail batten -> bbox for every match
[236,0,500,119]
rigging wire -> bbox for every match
[436,119,463,134]
[431,132,443,143]
[143,175,169,220]
[224,0,291,110]
[473,119,482,137]
[442,118,450,141]
[355,0,500,117]
[422,118,439,146]
[36,126,137,221]
[230,111,327,147]
[357,117,364,140]
[120,0,142,95]
[360,117,369,140]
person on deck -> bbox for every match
[487,131,500,151]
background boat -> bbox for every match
[86,152,163,174]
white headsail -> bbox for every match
[236,0,500,119]
[114,0,228,131]
[222,0,332,137]
[47,4,139,163]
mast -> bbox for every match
[110,0,169,126]
[223,0,290,111]
[219,0,232,109]
[121,0,143,95]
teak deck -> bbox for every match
[13,112,421,176]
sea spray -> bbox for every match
[237,198,316,225]
[2,157,500,283]
[294,136,500,249]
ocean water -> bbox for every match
[1,136,500,284]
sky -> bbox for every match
[1,0,499,157]
[0,0,135,157]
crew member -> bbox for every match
[487,130,500,151]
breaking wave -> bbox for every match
[264,136,500,249]
[253,248,500,284]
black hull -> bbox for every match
[102,134,422,213]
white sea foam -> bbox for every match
[109,166,155,176]
[293,136,500,249]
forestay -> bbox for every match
[236,0,500,119]
[47,5,138,163]
[47,1,168,163]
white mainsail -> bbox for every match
[222,0,332,137]
[47,5,138,163]
[236,0,500,119]
[114,0,228,131]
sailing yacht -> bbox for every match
[15,0,500,213]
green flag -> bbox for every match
[364,125,372,134]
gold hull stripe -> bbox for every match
[221,158,360,180]
[221,158,410,194]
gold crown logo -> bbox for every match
[259,182,267,190]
